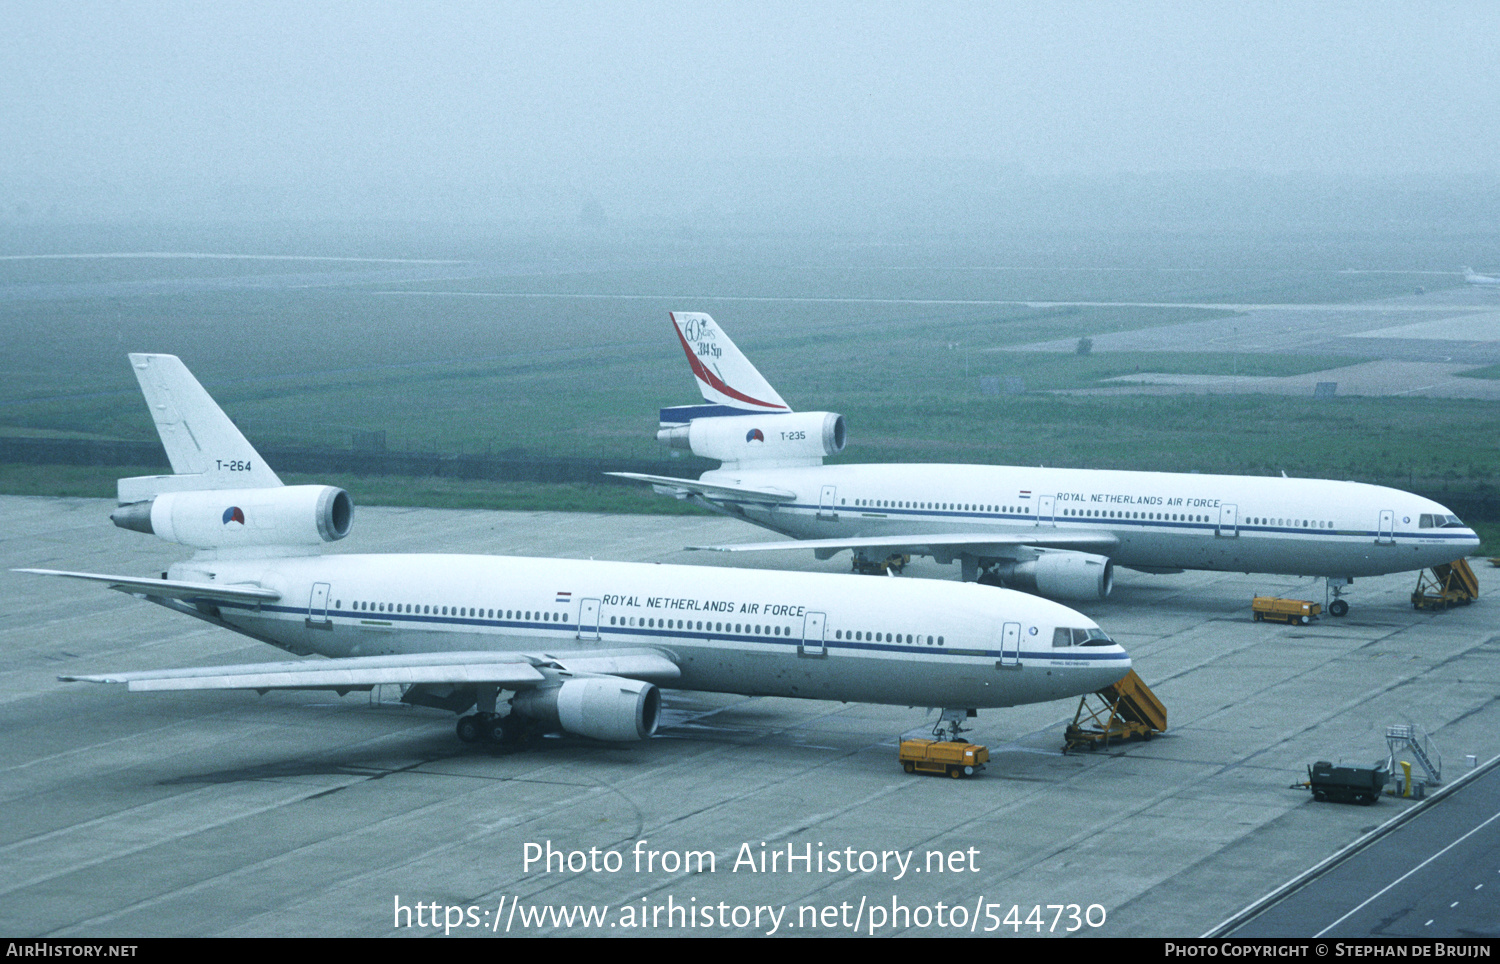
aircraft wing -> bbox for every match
[16,568,282,605]
[605,472,797,504]
[60,648,681,692]
[688,531,1120,558]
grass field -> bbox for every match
[1456,363,1500,380]
[1,223,1494,547]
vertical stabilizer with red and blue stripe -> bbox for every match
[660,312,792,426]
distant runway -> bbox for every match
[1003,287,1500,399]
[1082,360,1500,402]
[3,497,1497,937]
[377,288,1500,314]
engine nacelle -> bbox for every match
[111,485,353,550]
[658,411,846,467]
[992,551,1113,601]
[510,677,661,742]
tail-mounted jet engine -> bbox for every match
[510,677,661,742]
[110,485,353,549]
[983,551,1114,601]
[658,412,845,467]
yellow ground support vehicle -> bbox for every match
[1252,596,1321,624]
[899,739,988,778]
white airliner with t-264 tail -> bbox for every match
[17,354,1129,747]
[610,313,1480,616]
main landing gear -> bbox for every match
[456,712,535,747]
[851,553,909,576]
[454,684,538,747]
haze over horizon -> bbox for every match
[3,3,1499,232]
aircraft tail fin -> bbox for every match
[116,354,282,503]
[668,312,791,418]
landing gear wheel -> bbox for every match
[1329,599,1349,617]
[977,571,1004,588]
[485,717,509,744]
[456,715,482,744]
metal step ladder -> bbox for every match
[1412,557,1479,610]
[1386,724,1441,785]
[1064,670,1167,752]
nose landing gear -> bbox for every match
[1325,577,1352,617]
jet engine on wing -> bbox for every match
[110,484,353,549]
[985,551,1114,601]
[657,412,846,467]
[509,677,662,742]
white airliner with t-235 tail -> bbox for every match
[611,313,1480,616]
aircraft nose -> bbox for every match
[1087,647,1131,691]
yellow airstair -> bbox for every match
[1063,670,1167,752]
[1412,558,1479,611]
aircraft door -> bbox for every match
[1217,503,1238,538]
[577,598,601,641]
[306,582,331,628]
[1377,509,1395,544]
[999,622,1021,668]
[800,611,827,658]
[818,485,838,521]
[1037,495,1055,527]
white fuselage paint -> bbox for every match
[168,553,1130,709]
[699,464,1480,578]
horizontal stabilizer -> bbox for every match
[606,471,797,504]
[688,531,1120,558]
[659,404,789,426]
[15,568,281,605]
[60,648,680,693]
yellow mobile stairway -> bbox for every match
[1412,558,1479,611]
[1063,670,1167,752]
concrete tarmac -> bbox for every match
[1225,760,1500,938]
[2,496,1496,938]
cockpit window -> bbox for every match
[1052,627,1115,647]
[1420,513,1467,529]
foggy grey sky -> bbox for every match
[4,2,1499,222]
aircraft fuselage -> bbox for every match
[163,552,1129,709]
[699,463,1479,579]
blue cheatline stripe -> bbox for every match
[204,603,1128,665]
[721,499,1478,541]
